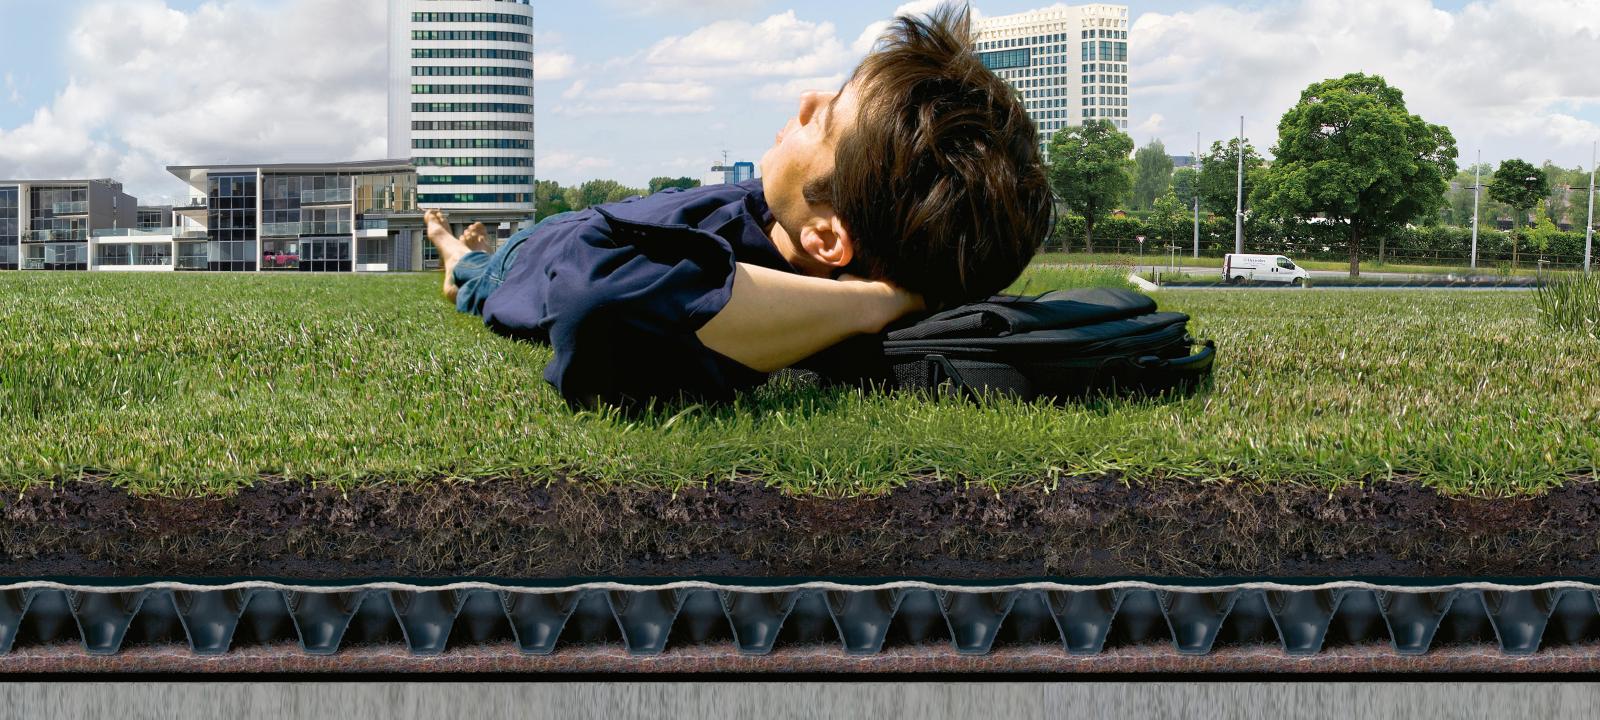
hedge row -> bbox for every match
[1051,216,1594,266]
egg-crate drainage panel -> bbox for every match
[4,580,1600,672]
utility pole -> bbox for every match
[1234,116,1245,255]
[1587,141,1596,274]
[1471,149,1482,271]
[1193,131,1201,259]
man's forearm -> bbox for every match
[695,263,917,373]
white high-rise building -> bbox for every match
[387,0,535,215]
[973,4,1131,157]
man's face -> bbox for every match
[759,80,860,253]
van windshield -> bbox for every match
[1277,258,1296,270]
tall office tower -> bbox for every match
[388,0,535,216]
[973,4,1131,158]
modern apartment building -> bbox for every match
[702,161,756,187]
[76,161,420,273]
[387,0,535,217]
[973,4,1131,157]
[0,179,137,271]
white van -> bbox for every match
[1223,254,1311,285]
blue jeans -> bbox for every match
[453,212,573,317]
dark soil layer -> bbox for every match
[4,477,1599,579]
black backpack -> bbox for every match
[801,287,1216,402]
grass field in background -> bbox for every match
[1,271,1595,498]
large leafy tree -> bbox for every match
[1254,73,1458,276]
[1196,138,1265,220]
[534,180,570,221]
[1131,139,1174,211]
[1150,191,1190,246]
[1048,120,1134,253]
[563,179,645,210]
[1488,158,1549,268]
[1171,166,1199,211]
[648,176,701,195]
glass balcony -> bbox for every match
[300,188,353,204]
[359,218,389,231]
[260,221,304,237]
[52,201,89,215]
[301,221,352,235]
[174,197,208,208]
[92,228,175,238]
[26,229,87,242]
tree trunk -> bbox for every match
[1084,215,1096,254]
[1348,221,1361,278]
[1377,234,1386,266]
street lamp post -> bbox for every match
[1235,116,1245,255]
[1193,131,1201,260]
[1470,149,1482,271]
[1587,141,1596,274]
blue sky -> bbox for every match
[0,0,1595,202]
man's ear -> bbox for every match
[799,213,854,269]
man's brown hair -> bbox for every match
[806,3,1053,309]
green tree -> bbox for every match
[1527,200,1563,266]
[1171,166,1199,211]
[1488,158,1549,268]
[534,180,571,221]
[1047,120,1134,253]
[1196,138,1265,220]
[1150,191,1190,247]
[564,179,644,210]
[1131,139,1174,211]
[1253,73,1458,276]
[648,176,701,194]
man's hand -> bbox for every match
[694,264,925,373]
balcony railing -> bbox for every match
[301,221,352,235]
[25,229,87,243]
[300,188,353,204]
[52,201,89,215]
[261,221,354,237]
[260,222,304,237]
[92,228,175,239]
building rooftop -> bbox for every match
[166,159,416,188]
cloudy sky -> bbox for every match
[0,0,1596,203]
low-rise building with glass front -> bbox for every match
[120,160,427,273]
[0,178,137,271]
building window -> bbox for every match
[412,66,533,78]
[417,175,532,186]
[410,12,531,26]
[410,84,531,96]
[416,193,532,204]
[411,30,531,43]
[413,138,531,150]
[207,173,257,272]
[411,120,533,132]
[411,156,534,168]
[411,102,533,114]
[411,48,531,61]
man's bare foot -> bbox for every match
[460,222,490,253]
[424,209,470,301]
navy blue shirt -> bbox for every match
[483,179,797,408]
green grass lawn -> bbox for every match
[1,270,1596,498]
[1036,252,1562,277]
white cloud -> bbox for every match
[588,81,715,103]
[536,51,576,82]
[853,0,973,54]
[1130,0,1600,164]
[3,72,18,104]
[538,151,616,174]
[644,11,853,80]
[752,74,848,103]
[0,0,387,202]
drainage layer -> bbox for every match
[2,582,1600,662]
[4,478,1600,578]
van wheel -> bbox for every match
[1230,275,1246,285]
[1292,278,1305,288]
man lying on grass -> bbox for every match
[425,4,1052,409]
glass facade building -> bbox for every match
[973,4,1131,158]
[389,0,535,213]
[0,179,137,272]
[166,161,421,274]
